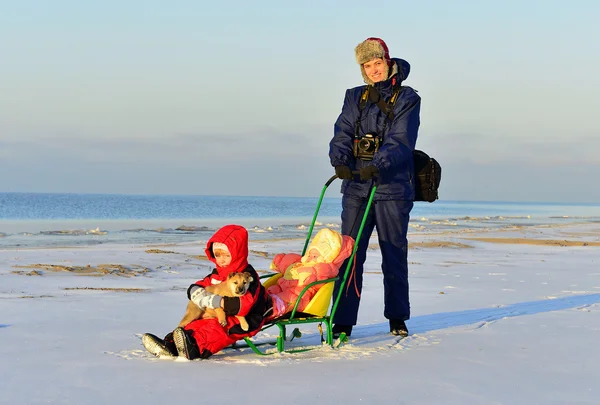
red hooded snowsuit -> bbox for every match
[182,225,268,358]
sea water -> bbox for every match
[1,192,599,249]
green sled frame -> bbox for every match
[236,174,377,355]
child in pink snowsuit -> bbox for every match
[266,228,354,319]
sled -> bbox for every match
[239,173,377,354]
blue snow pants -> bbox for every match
[333,194,414,325]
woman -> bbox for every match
[329,37,421,338]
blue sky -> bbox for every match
[1,0,599,202]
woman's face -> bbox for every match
[363,58,388,83]
[213,248,232,267]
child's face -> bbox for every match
[307,248,321,262]
[213,249,232,267]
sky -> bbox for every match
[1,0,599,202]
[1,221,599,404]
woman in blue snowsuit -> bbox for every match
[329,37,421,338]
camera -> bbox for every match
[353,133,380,161]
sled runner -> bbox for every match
[239,173,376,354]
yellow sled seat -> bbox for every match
[261,273,281,289]
[300,281,334,317]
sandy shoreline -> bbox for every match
[461,237,600,247]
[3,223,599,280]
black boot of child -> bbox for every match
[173,327,201,360]
[142,333,177,357]
[162,332,178,355]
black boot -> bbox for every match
[142,333,176,357]
[163,332,178,355]
[332,324,353,339]
[389,319,409,337]
[173,327,201,360]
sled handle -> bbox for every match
[329,183,376,323]
[301,171,358,255]
[301,171,374,256]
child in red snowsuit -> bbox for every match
[142,224,269,360]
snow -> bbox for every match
[1,223,599,405]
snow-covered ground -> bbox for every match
[1,223,599,405]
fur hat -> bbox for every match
[212,242,229,254]
[355,37,392,85]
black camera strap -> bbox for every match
[354,89,369,138]
[367,86,397,121]
[354,84,403,139]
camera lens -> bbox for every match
[358,139,373,152]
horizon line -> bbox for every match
[1,191,599,206]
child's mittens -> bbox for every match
[314,263,338,280]
[269,258,281,272]
[190,285,222,309]
[271,253,302,274]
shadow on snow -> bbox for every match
[351,293,600,340]
[210,293,600,358]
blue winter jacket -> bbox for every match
[329,58,421,201]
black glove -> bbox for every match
[359,166,379,181]
[335,165,353,180]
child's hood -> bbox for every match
[301,228,350,264]
[205,224,249,277]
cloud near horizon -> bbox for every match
[1,129,599,203]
